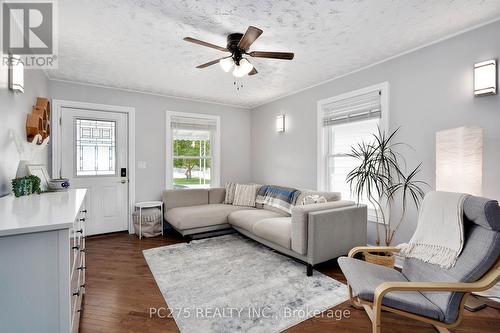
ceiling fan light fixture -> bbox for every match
[219,57,234,72]
[232,58,253,77]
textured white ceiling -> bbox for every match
[47,0,500,108]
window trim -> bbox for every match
[317,82,390,222]
[165,111,221,189]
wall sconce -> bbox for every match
[276,114,285,133]
[9,54,24,93]
[474,60,496,96]
[436,126,483,196]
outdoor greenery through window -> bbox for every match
[173,137,211,188]
[170,114,217,188]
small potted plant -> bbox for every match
[11,175,42,197]
[346,127,428,267]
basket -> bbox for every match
[132,208,162,238]
[363,251,395,268]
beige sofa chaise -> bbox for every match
[163,188,367,276]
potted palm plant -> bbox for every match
[346,127,428,267]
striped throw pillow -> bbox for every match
[233,184,260,207]
[223,182,237,204]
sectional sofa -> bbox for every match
[163,187,367,275]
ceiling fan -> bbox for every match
[183,26,294,78]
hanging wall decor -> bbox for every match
[26,97,51,144]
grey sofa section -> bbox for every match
[307,205,367,265]
[228,208,287,233]
[338,195,500,324]
[164,189,209,210]
[291,200,358,254]
[252,217,292,249]
[209,188,226,204]
[164,188,235,236]
[166,204,252,230]
[163,187,368,271]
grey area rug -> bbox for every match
[143,234,347,333]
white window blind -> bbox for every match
[170,116,217,132]
[321,90,381,127]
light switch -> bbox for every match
[138,161,147,169]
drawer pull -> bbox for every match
[80,248,86,253]
[77,229,84,234]
[72,290,80,296]
[77,266,86,271]
[77,309,83,313]
[79,218,86,222]
[80,284,86,288]
[80,209,87,213]
[72,245,80,250]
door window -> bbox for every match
[75,119,116,176]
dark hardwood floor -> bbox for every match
[80,232,500,333]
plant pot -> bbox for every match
[363,251,395,268]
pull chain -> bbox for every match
[233,79,244,91]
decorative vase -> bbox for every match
[48,178,70,192]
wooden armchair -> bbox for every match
[339,195,500,333]
[346,246,500,333]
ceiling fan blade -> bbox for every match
[249,51,294,60]
[248,67,258,76]
[196,58,224,68]
[237,26,263,50]
[183,37,228,52]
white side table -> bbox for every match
[134,201,163,239]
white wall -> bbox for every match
[0,69,49,197]
[48,81,252,202]
[250,20,500,245]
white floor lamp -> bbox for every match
[435,126,483,196]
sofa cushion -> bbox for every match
[163,189,208,210]
[263,204,291,217]
[228,209,287,233]
[209,188,226,204]
[338,257,445,321]
[291,200,355,255]
[166,204,252,230]
[253,217,292,249]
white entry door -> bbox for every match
[61,108,129,235]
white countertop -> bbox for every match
[0,189,87,237]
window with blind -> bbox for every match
[318,83,388,219]
[166,113,220,189]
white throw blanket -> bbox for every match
[398,191,467,269]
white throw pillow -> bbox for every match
[302,195,327,205]
[233,184,260,207]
